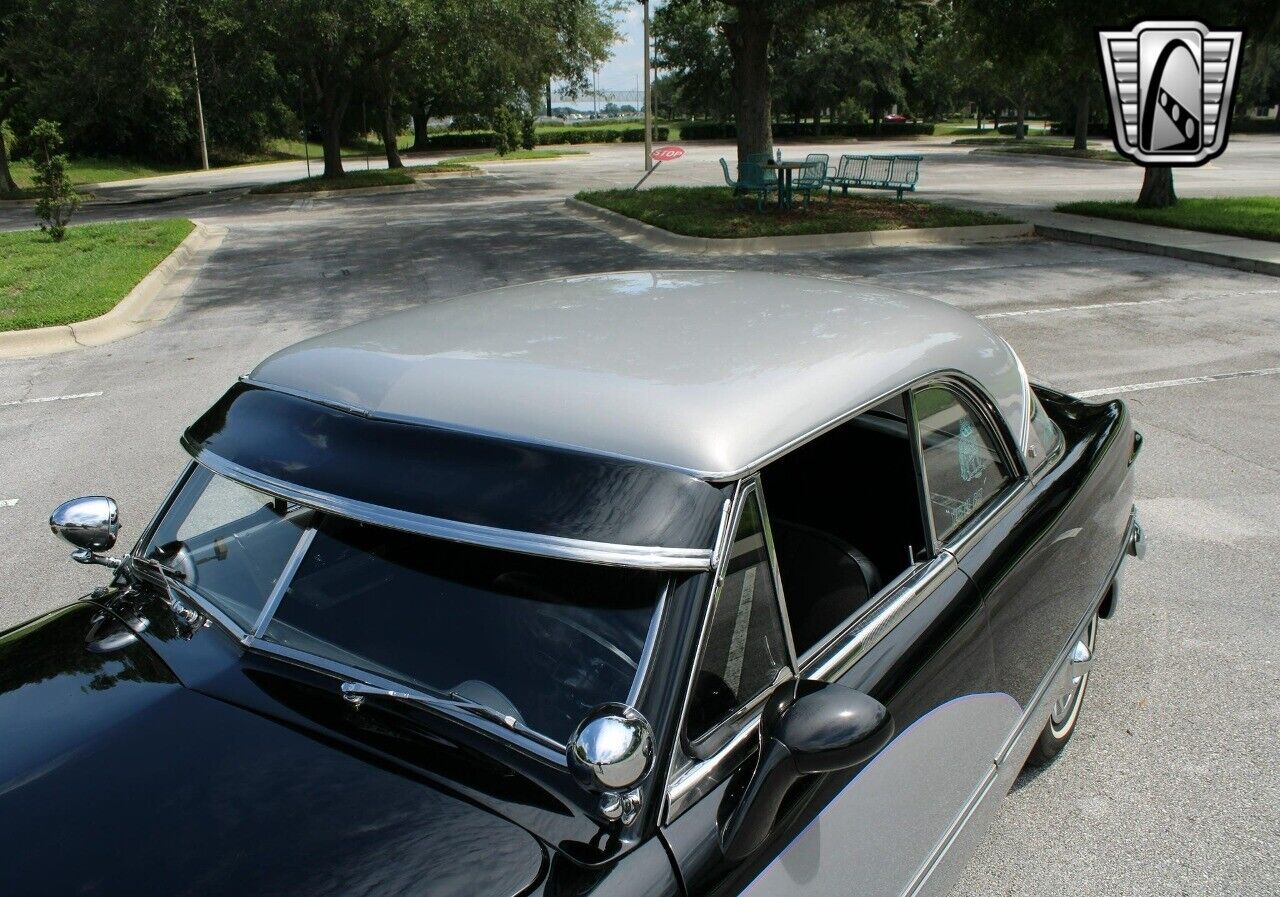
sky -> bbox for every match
[555,2,647,107]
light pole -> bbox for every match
[639,0,653,171]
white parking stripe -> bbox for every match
[0,498,17,507]
[1075,366,1280,398]
[0,391,103,408]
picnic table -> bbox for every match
[763,159,809,209]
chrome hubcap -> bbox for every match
[1049,615,1098,735]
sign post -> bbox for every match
[631,146,685,191]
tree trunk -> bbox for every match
[381,97,403,169]
[722,6,774,166]
[412,106,431,152]
[0,122,17,193]
[1136,166,1176,208]
[1073,81,1090,150]
[976,108,983,131]
[321,89,349,179]
[1015,97,1027,140]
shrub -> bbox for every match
[490,106,520,156]
[679,121,935,140]
[29,120,81,241]
[520,114,537,151]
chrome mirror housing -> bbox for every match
[50,496,121,552]
[567,703,655,794]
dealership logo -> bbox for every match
[1097,21,1243,166]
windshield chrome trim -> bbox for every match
[243,637,569,765]
[250,527,317,639]
[190,451,715,572]
[628,585,669,706]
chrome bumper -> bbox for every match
[1103,509,1145,619]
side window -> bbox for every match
[760,393,927,660]
[685,490,791,744]
[913,385,1014,541]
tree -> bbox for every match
[29,119,79,240]
[653,0,733,120]
[266,0,418,178]
[0,0,22,192]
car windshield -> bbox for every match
[143,466,667,744]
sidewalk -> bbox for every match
[1026,210,1280,277]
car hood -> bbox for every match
[0,603,547,897]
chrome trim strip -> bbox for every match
[243,638,568,765]
[804,551,956,682]
[249,527,317,639]
[627,586,669,706]
[720,369,1017,481]
[190,451,715,571]
[664,549,956,820]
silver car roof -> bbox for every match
[249,271,1030,478]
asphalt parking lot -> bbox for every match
[1,148,1277,896]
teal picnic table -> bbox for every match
[762,159,809,209]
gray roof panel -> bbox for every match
[250,271,1029,477]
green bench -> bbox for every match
[828,154,923,200]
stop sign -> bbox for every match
[651,145,685,162]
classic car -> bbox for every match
[1,271,1145,897]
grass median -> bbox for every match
[576,186,1013,239]
[1,218,194,332]
[954,137,1124,162]
[248,169,416,195]
[1056,196,1280,243]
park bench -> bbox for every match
[828,154,923,200]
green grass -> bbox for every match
[935,122,1052,137]
[0,218,194,331]
[952,136,1123,161]
[9,156,184,188]
[421,160,481,173]
[1055,196,1280,243]
[248,169,416,195]
[576,186,1013,239]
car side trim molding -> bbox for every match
[190,451,716,572]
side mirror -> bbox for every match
[567,703,655,824]
[721,679,893,861]
[50,496,120,551]
[50,496,123,569]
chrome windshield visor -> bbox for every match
[181,383,726,569]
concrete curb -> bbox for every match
[967,147,1127,165]
[0,222,227,359]
[563,197,1032,255]
[1033,222,1280,278]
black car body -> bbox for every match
[0,272,1144,897]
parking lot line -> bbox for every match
[0,498,17,507]
[0,391,103,408]
[1075,366,1280,398]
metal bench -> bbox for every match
[827,154,923,200]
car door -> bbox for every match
[659,391,1018,897]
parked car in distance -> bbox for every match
[2,271,1144,897]
[884,113,908,123]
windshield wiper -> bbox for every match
[339,681,541,743]
[122,554,204,629]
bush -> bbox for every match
[425,124,668,149]
[29,120,81,241]
[679,121,935,140]
[1229,116,1280,134]
[520,114,537,151]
